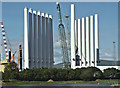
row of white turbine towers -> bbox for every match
[71,4,99,69]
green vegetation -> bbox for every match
[2,62,19,80]
[2,79,120,86]
[103,68,120,79]
[1,62,120,85]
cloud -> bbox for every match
[53,40,61,49]
[100,52,113,58]
[53,40,63,64]
[54,50,62,57]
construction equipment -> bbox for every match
[56,2,69,68]
[10,51,16,62]
[0,22,22,72]
[0,22,9,60]
[65,15,71,66]
[17,44,22,70]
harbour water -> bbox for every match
[2,83,120,88]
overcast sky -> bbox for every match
[0,2,119,64]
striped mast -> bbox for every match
[0,22,9,60]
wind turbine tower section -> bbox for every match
[24,7,54,69]
[71,4,99,68]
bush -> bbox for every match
[80,67,103,81]
[48,68,58,80]
[3,62,19,80]
[56,69,69,81]
[103,68,120,79]
[3,65,120,81]
[74,68,82,80]
[67,69,75,80]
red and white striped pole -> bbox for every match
[0,22,9,60]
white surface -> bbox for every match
[90,15,95,66]
[95,14,99,66]
[71,4,76,69]
[37,11,40,16]
[24,7,29,69]
[75,20,78,47]
[49,15,52,19]
[82,17,86,66]
[1,25,3,27]
[33,10,36,14]
[86,16,90,66]
[45,13,48,17]
[29,8,32,13]
[41,13,44,16]
[78,19,82,66]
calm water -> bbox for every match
[2,83,120,88]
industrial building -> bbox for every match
[70,4,120,70]
[24,7,54,69]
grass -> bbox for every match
[2,79,120,86]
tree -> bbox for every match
[103,68,119,79]
[80,67,103,81]
[3,62,19,80]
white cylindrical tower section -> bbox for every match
[41,13,45,17]
[86,16,90,66]
[49,15,54,68]
[33,10,37,68]
[29,8,32,13]
[45,13,49,68]
[33,10,36,14]
[38,10,41,68]
[45,13,48,18]
[49,15,52,19]
[82,17,86,66]
[41,12,45,67]
[24,7,29,69]
[95,14,99,66]
[28,8,32,68]
[90,15,95,66]
[78,19,82,66]
[71,4,75,68]
[75,20,78,47]
[37,11,40,16]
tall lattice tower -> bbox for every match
[56,2,69,68]
[65,15,71,67]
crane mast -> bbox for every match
[65,15,71,65]
[0,22,9,60]
[56,2,69,68]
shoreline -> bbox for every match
[2,79,120,86]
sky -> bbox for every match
[0,2,119,64]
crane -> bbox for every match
[56,2,69,68]
[65,15,71,66]
[0,22,9,61]
[0,22,22,72]
[10,51,16,62]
